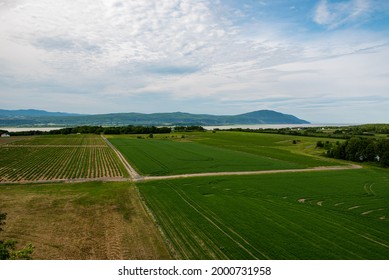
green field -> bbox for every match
[1,131,388,260]
[108,132,340,176]
[189,131,341,164]
[138,168,389,259]
[0,135,126,182]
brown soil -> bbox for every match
[0,184,171,260]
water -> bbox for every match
[1,127,64,132]
[202,124,357,130]
[1,124,357,132]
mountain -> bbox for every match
[0,109,309,127]
[0,109,83,118]
[229,110,308,124]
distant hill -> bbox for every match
[0,109,83,118]
[0,109,309,127]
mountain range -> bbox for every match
[0,109,309,127]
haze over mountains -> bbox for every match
[0,109,309,127]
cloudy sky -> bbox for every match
[1,0,388,123]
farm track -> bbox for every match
[4,145,107,147]
[101,135,142,180]
[135,164,362,182]
[0,177,130,185]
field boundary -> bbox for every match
[101,135,142,180]
[3,145,108,148]
[135,164,362,182]
[0,165,361,184]
[0,177,130,185]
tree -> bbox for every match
[0,212,34,260]
[364,142,378,162]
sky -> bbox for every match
[0,0,389,123]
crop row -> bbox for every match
[8,135,106,146]
[0,146,124,182]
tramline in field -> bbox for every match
[138,169,389,260]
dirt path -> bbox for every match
[3,145,107,147]
[100,135,142,180]
[135,164,362,182]
[0,177,130,185]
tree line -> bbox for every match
[5,125,212,136]
[7,125,172,136]
[321,137,389,167]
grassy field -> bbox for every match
[108,132,340,176]
[0,181,170,259]
[189,131,342,164]
[0,135,127,182]
[138,168,389,259]
[1,131,388,260]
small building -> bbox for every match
[1,133,10,137]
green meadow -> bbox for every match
[108,132,340,176]
[138,168,389,259]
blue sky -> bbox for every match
[0,0,388,123]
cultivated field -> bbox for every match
[0,135,127,183]
[1,130,388,260]
[138,168,389,259]
[5,134,106,146]
[108,132,340,176]
[189,131,341,165]
[0,182,170,259]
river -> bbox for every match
[1,124,357,132]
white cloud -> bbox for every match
[0,0,228,72]
[0,0,389,122]
[313,0,371,29]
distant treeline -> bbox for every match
[173,126,206,132]
[217,124,389,139]
[216,127,351,139]
[7,125,172,136]
[321,137,389,167]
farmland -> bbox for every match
[108,132,340,176]
[0,181,170,259]
[0,134,126,183]
[1,130,388,260]
[4,134,106,146]
[138,168,389,259]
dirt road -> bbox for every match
[101,135,142,180]
[134,164,362,182]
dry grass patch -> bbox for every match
[0,182,170,260]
